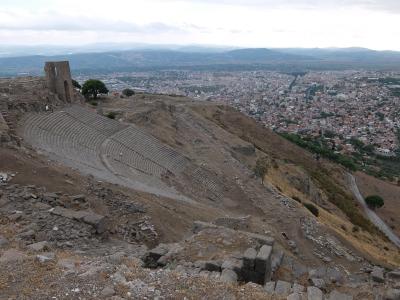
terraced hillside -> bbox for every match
[2,82,400,299]
[20,105,194,202]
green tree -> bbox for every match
[122,88,135,97]
[106,111,117,119]
[365,195,384,209]
[72,79,81,89]
[254,157,269,185]
[81,79,109,100]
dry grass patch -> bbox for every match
[319,207,400,267]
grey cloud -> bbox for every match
[175,0,400,13]
[0,11,186,33]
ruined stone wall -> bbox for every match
[44,61,74,103]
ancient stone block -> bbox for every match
[287,292,305,300]
[293,283,305,293]
[255,244,272,282]
[328,290,353,300]
[274,280,292,297]
[307,286,324,300]
[222,257,243,275]
[81,212,107,234]
[220,269,238,283]
[243,247,257,269]
[264,281,275,293]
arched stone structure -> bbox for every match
[44,61,74,103]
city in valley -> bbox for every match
[76,70,400,179]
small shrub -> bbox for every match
[365,195,384,209]
[352,226,360,233]
[254,157,269,185]
[340,224,347,231]
[90,100,98,106]
[106,112,117,119]
[122,88,135,97]
[303,203,319,217]
[82,79,109,100]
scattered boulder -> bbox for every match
[199,270,211,278]
[288,240,298,254]
[292,261,308,279]
[27,241,50,252]
[51,206,107,233]
[328,290,353,300]
[309,266,326,279]
[387,269,400,280]
[287,292,305,300]
[100,286,115,298]
[146,244,170,268]
[274,280,292,297]
[307,286,324,300]
[293,283,305,293]
[264,281,275,293]
[326,267,343,284]
[371,266,385,283]
[220,268,238,283]
[36,252,56,264]
[149,244,169,260]
[81,212,107,234]
[42,192,59,203]
[310,278,326,289]
[33,202,52,210]
[57,258,79,274]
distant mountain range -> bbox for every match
[1,46,400,76]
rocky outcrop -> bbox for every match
[51,206,108,234]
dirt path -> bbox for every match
[347,173,400,248]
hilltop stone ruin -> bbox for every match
[44,61,74,103]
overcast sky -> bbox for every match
[1,0,399,50]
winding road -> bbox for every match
[347,173,400,248]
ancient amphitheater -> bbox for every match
[20,105,202,202]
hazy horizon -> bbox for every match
[1,0,399,51]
